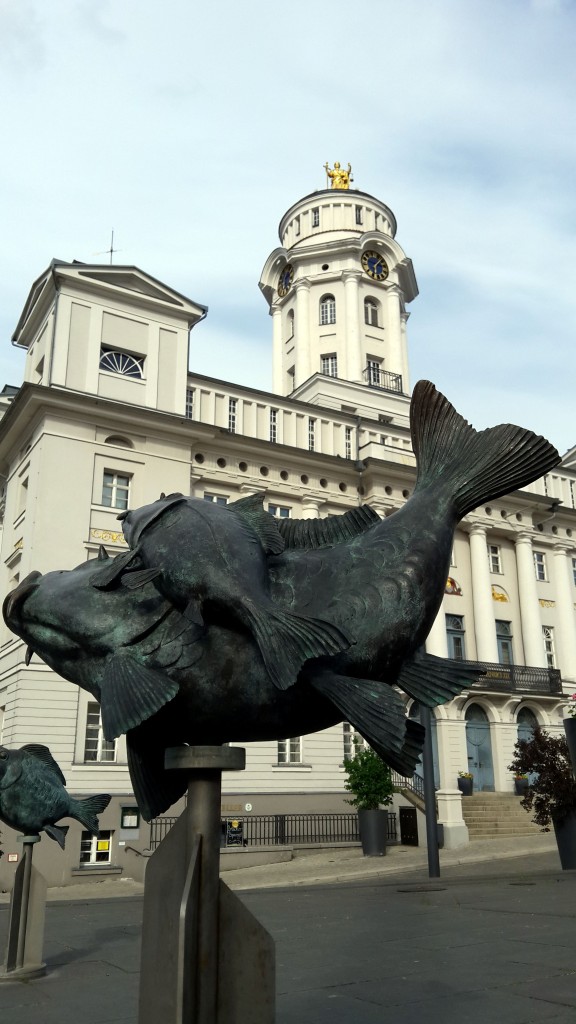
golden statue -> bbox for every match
[324,161,353,190]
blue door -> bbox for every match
[465,703,495,791]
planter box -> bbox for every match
[553,809,576,870]
[457,777,473,796]
[514,778,529,796]
[358,809,388,857]
[564,718,576,779]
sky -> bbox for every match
[1,0,575,454]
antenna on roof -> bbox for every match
[94,230,122,264]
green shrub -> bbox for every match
[342,743,393,811]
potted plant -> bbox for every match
[563,693,576,776]
[343,743,393,856]
[514,774,529,796]
[457,771,474,796]
[508,726,576,870]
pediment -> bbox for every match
[76,269,184,306]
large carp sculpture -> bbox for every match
[3,382,560,819]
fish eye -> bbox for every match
[0,752,8,760]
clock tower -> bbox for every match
[259,168,418,419]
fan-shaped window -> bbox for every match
[99,349,144,379]
[104,435,133,449]
[319,295,336,326]
[364,299,379,327]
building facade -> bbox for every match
[0,178,574,884]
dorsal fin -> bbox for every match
[21,743,67,785]
[277,505,380,549]
[228,493,285,555]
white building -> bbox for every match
[0,174,573,883]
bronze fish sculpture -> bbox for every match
[0,743,110,848]
[2,382,560,821]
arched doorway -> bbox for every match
[465,703,495,791]
[409,702,439,788]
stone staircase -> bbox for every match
[461,793,542,840]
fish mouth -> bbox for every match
[3,570,42,630]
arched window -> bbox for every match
[319,295,336,326]
[364,298,379,327]
[99,349,144,379]
[287,309,294,339]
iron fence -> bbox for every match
[149,811,397,850]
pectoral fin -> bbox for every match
[242,599,352,691]
[121,567,162,590]
[90,547,141,589]
[397,651,487,706]
[99,650,179,740]
[310,672,424,777]
[127,720,188,822]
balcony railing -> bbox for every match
[456,659,562,696]
[363,368,403,394]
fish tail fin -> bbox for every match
[45,824,69,849]
[311,673,424,776]
[242,600,352,691]
[411,381,560,519]
[71,794,111,835]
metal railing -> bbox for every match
[362,368,403,394]
[461,660,562,695]
[392,772,425,802]
[150,812,398,850]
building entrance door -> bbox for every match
[465,703,494,791]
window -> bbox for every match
[185,387,194,419]
[343,722,365,760]
[101,471,130,510]
[366,359,381,387]
[295,216,301,237]
[270,408,278,443]
[203,493,228,505]
[355,205,363,225]
[320,295,336,326]
[312,207,320,227]
[534,551,547,582]
[543,626,555,668]
[80,830,112,865]
[572,557,576,585]
[99,349,144,379]
[446,615,466,661]
[287,309,294,339]
[84,702,116,762]
[321,354,338,377]
[496,620,513,665]
[268,503,290,518]
[345,426,353,460]
[364,299,379,327]
[488,544,502,574]
[308,417,316,452]
[228,398,237,433]
[277,737,302,764]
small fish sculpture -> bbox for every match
[0,743,110,848]
[2,382,560,822]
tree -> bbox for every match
[508,727,576,830]
[342,744,394,811]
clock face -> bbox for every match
[277,264,294,297]
[361,250,389,281]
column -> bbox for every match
[294,279,310,386]
[468,524,499,663]
[271,306,283,394]
[425,604,449,658]
[342,270,362,383]
[384,284,405,384]
[553,544,576,683]
[301,496,325,519]
[515,532,546,667]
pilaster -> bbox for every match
[515,532,546,667]
[342,270,362,383]
[468,524,499,662]
[552,543,576,682]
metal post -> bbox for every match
[1,833,46,981]
[420,706,441,878]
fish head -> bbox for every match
[0,746,24,790]
[3,554,172,691]
[118,492,187,547]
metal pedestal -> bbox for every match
[138,746,275,1024]
[0,835,47,981]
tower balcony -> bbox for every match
[454,659,562,697]
[362,367,403,394]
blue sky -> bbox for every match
[2,0,575,452]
